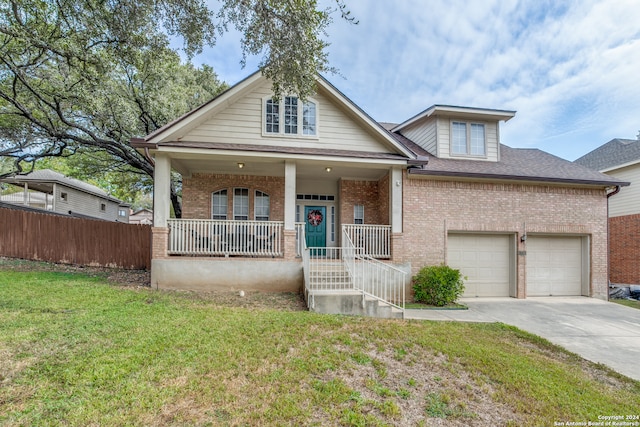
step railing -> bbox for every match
[303,229,406,314]
[167,219,283,257]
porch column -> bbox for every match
[283,160,297,260]
[152,152,171,260]
[390,166,404,262]
[390,167,403,233]
[284,160,296,230]
[153,152,171,227]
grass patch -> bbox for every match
[405,301,468,310]
[1,269,639,425]
[612,299,640,310]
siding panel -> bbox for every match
[607,165,640,217]
[180,80,393,153]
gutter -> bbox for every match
[606,185,621,198]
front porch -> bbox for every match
[165,219,393,259]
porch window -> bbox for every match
[233,188,249,220]
[211,189,228,219]
[354,205,364,224]
[451,121,486,156]
[254,191,270,221]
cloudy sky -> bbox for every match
[193,0,640,161]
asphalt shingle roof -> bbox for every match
[387,132,628,187]
[574,138,640,171]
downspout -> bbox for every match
[144,147,155,167]
[605,186,621,301]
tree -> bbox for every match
[0,0,354,216]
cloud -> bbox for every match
[190,0,640,160]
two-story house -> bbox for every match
[132,72,625,316]
[575,135,640,285]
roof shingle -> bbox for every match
[574,138,640,171]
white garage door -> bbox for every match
[448,234,512,297]
[527,236,583,296]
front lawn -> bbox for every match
[1,269,638,426]
[612,298,640,310]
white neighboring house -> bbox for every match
[0,169,130,222]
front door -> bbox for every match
[305,206,326,249]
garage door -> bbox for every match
[448,234,512,297]
[527,236,583,296]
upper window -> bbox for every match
[254,191,270,221]
[264,97,317,136]
[451,122,486,156]
[212,189,228,220]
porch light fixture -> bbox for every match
[325,167,332,172]
[237,162,244,169]
[520,234,527,242]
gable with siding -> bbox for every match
[155,76,409,156]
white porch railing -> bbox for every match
[167,219,283,257]
[342,224,391,259]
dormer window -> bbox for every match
[451,122,486,156]
[264,97,317,137]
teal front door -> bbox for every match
[305,206,326,250]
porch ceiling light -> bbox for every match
[237,162,244,169]
[325,167,332,172]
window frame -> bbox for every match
[354,204,364,225]
[211,189,228,220]
[450,121,487,157]
[254,190,270,221]
[233,188,249,221]
[263,96,319,138]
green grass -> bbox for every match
[405,302,468,310]
[612,298,640,310]
[1,270,639,426]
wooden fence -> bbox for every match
[0,205,151,270]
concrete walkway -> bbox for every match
[405,297,640,381]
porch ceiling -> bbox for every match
[171,154,396,181]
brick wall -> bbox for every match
[339,179,386,225]
[401,173,609,298]
[609,213,640,284]
[182,173,285,220]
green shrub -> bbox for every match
[412,264,465,306]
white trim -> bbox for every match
[600,158,640,173]
[392,105,516,132]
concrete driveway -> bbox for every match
[405,297,640,381]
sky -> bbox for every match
[189,0,640,161]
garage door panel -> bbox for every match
[448,234,511,298]
[527,236,583,297]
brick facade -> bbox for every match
[182,173,285,221]
[401,172,609,298]
[339,178,389,226]
[609,213,640,284]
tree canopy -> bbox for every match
[0,0,353,216]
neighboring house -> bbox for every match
[0,169,130,222]
[129,208,153,225]
[575,135,640,285]
[131,72,626,314]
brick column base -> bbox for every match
[390,232,405,263]
[283,230,298,261]
[151,227,169,259]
